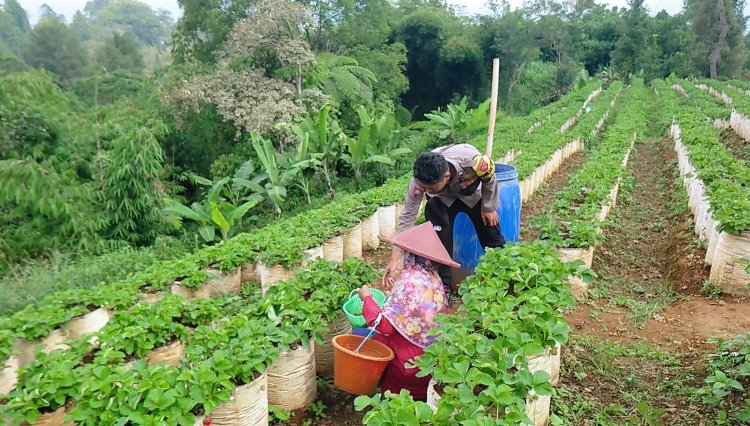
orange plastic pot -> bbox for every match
[332,334,394,395]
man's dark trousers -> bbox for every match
[424,196,505,299]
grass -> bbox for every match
[0,235,200,316]
[607,282,678,328]
[553,334,706,426]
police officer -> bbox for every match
[383,143,505,301]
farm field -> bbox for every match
[1,78,749,426]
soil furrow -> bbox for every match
[558,136,750,425]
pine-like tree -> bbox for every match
[102,120,168,245]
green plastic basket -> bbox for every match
[343,289,387,328]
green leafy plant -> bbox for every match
[249,133,308,217]
[533,81,645,250]
[355,390,435,425]
[353,242,584,424]
[424,97,470,143]
[162,167,263,242]
[309,400,327,420]
[286,104,343,198]
[269,405,291,424]
[341,106,410,181]
[697,334,750,423]
[655,80,750,234]
[702,279,722,300]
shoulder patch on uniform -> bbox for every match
[472,155,495,180]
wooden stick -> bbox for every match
[486,58,500,158]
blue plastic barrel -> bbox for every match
[452,163,521,271]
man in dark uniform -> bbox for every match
[383,143,505,301]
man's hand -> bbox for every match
[382,249,402,289]
[358,284,371,301]
[481,210,499,227]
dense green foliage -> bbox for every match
[2,0,750,329]
[655,79,750,233]
[355,242,592,424]
[0,258,377,424]
[533,81,650,248]
[698,334,750,423]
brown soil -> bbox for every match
[521,150,590,241]
[286,378,364,425]
[567,298,750,351]
[361,245,392,272]
[558,136,750,424]
[720,127,750,162]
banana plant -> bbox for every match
[246,133,307,218]
[342,106,411,181]
[287,104,342,198]
[465,98,492,135]
[162,172,263,242]
[423,97,470,143]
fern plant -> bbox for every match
[305,53,378,105]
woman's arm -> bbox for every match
[362,295,395,334]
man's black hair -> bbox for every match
[414,152,449,184]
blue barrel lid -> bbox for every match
[494,163,518,181]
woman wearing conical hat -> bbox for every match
[355,221,459,400]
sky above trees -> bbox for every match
[18,0,689,24]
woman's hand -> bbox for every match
[382,249,402,289]
[358,284,371,301]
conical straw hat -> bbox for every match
[379,221,460,268]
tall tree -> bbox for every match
[349,43,409,105]
[481,11,541,111]
[96,31,145,74]
[569,4,621,74]
[393,7,458,116]
[686,0,748,78]
[436,35,484,102]
[329,0,395,49]
[84,0,113,17]
[71,11,98,42]
[172,0,255,64]
[166,0,324,138]
[611,0,649,79]
[4,0,29,32]
[0,0,30,56]
[23,17,90,85]
[710,0,729,78]
[102,120,168,245]
[648,11,692,79]
[95,0,174,47]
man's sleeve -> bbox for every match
[481,172,500,212]
[396,177,424,233]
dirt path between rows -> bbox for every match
[720,127,750,162]
[557,136,750,425]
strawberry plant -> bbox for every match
[355,390,435,425]
[655,80,750,234]
[0,345,88,424]
[359,242,582,424]
[697,334,750,423]
[533,82,649,249]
